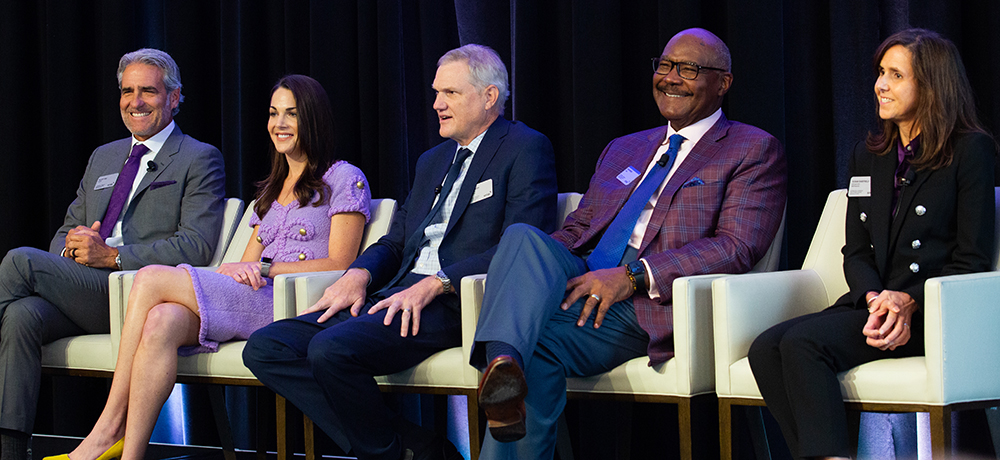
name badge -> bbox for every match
[95,173,119,190]
[617,166,641,185]
[471,179,493,203]
[848,176,871,197]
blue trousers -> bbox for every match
[472,224,650,460]
[243,273,461,460]
[0,247,113,432]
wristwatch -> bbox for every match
[626,260,647,294]
[260,257,273,278]
[435,270,453,294]
[115,253,123,270]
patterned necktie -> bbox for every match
[99,143,149,239]
[384,147,473,289]
[587,134,684,270]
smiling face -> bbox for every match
[432,61,498,146]
[119,63,179,141]
[875,44,920,141]
[652,32,732,131]
[268,87,301,158]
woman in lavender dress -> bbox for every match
[51,75,371,460]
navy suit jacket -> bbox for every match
[552,113,787,364]
[352,116,558,299]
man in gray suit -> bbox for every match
[0,48,225,460]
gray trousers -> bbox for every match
[0,247,112,432]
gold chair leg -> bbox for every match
[719,399,733,460]
[929,406,952,460]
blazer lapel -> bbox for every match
[445,117,508,235]
[134,127,181,194]
[868,151,896,272]
[639,117,726,252]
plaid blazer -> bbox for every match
[552,113,787,365]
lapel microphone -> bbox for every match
[147,161,158,172]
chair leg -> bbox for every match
[468,392,482,460]
[276,394,292,460]
[929,407,952,460]
[208,385,238,460]
[255,388,268,460]
[720,400,734,460]
[679,399,694,460]
[304,415,316,460]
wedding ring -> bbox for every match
[589,294,602,303]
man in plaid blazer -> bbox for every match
[471,28,787,459]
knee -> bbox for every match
[305,334,353,373]
[501,223,546,246]
[132,265,177,293]
[0,302,43,341]
[1,247,39,283]
[138,304,189,348]
[748,327,784,369]
[243,325,283,370]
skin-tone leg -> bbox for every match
[67,265,199,460]
[121,302,200,460]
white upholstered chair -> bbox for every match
[40,197,245,377]
[291,192,582,460]
[712,188,1000,460]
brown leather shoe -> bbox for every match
[478,355,528,442]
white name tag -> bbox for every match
[95,173,119,190]
[848,176,871,197]
[471,179,493,203]
[617,166,641,185]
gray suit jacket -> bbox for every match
[48,125,226,269]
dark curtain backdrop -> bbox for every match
[4,0,1000,455]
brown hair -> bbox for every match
[254,75,337,219]
[866,28,989,170]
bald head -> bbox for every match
[668,28,732,72]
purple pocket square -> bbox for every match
[681,177,704,188]
[149,180,176,190]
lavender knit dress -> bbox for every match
[178,161,371,356]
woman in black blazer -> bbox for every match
[748,28,997,459]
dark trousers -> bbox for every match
[243,273,461,460]
[472,224,650,460]
[748,305,924,459]
[0,247,112,432]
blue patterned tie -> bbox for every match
[587,134,684,270]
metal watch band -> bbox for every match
[260,257,273,278]
[435,270,452,293]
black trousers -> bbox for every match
[747,305,924,459]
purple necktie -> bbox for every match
[100,143,149,239]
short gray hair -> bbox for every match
[117,48,184,116]
[438,44,509,115]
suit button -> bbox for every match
[256,235,262,243]
[299,228,307,236]
[915,205,926,216]
[912,239,921,249]
[910,262,920,273]
[298,253,306,260]
[860,212,867,222]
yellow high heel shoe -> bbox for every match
[43,438,124,460]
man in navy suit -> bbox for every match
[471,28,787,459]
[244,44,558,460]
[0,48,224,460]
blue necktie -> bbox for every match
[383,148,472,290]
[587,134,684,270]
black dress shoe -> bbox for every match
[478,355,528,442]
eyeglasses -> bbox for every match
[651,58,727,80]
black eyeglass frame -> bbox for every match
[650,57,728,80]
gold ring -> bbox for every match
[589,294,602,303]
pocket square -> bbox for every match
[681,177,704,188]
[149,180,176,190]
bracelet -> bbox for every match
[626,271,638,294]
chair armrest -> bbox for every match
[108,270,139,361]
[292,271,347,316]
[460,274,487,383]
[672,273,728,394]
[272,271,342,321]
[712,269,830,390]
[923,271,1000,403]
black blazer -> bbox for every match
[351,116,558,297]
[840,132,996,309]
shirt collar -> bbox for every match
[665,108,722,146]
[132,120,176,155]
[455,128,488,159]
